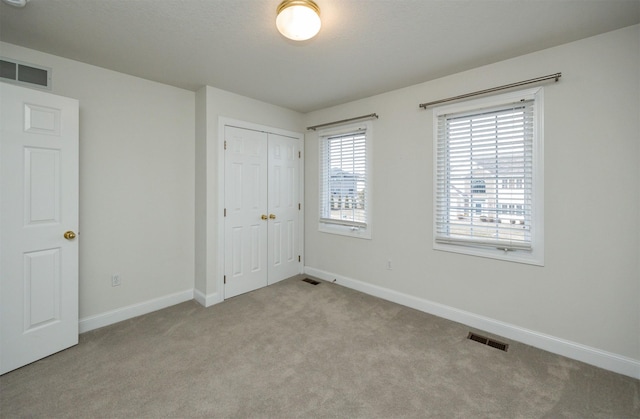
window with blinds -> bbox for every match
[433,88,544,265]
[319,122,371,238]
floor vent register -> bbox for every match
[302,278,320,285]
[467,332,509,352]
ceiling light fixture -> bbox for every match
[2,0,29,7]
[276,0,321,41]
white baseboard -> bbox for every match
[304,266,640,380]
[79,289,195,333]
[194,288,222,307]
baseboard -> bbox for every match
[194,288,222,307]
[304,266,640,380]
[79,289,195,333]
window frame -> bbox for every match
[318,121,373,239]
[432,87,544,265]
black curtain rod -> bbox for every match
[307,113,378,131]
[419,72,562,109]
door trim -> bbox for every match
[217,117,304,300]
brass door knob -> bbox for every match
[269,214,276,219]
[63,231,76,240]
[261,214,268,220]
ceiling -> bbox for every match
[1,0,638,113]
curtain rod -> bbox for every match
[419,72,562,109]
[307,113,378,131]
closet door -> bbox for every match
[223,125,302,299]
[224,126,269,298]
[267,133,300,283]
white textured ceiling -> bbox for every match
[1,0,639,112]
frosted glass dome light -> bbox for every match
[276,0,321,41]
[2,0,30,7]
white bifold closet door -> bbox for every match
[224,125,301,298]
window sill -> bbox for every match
[433,241,543,266]
[319,223,371,240]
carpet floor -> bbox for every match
[1,276,638,418]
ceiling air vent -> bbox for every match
[0,57,51,90]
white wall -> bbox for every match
[0,43,196,323]
[304,25,640,371]
[195,86,303,304]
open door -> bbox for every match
[1,82,79,374]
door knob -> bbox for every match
[269,214,276,219]
[261,214,268,220]
[63,231,76,240]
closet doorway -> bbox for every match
[222,121,303,298]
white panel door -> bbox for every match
[267,133,300,283]
[1,82,79,375]
[224,126,269,298]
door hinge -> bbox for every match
[298,151,301,158]
[298,255,301,262]
[224,275,226,284]
[298,203,301,210]
[224,140,227,150]
[224,208,227,217]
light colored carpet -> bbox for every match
[1,276,638,418]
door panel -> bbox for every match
[24,248,61,330]
[25,147,61,224]
[1,82,79,375]
[224,126,268,298]
[267,133,300,283]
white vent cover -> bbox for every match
[0,57,51,90]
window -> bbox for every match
[433,88,544,265]
[319,122,372,239]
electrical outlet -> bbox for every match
[111,274,121,287]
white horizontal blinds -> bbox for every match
[435,100,534,250]
[320,129,367,227]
